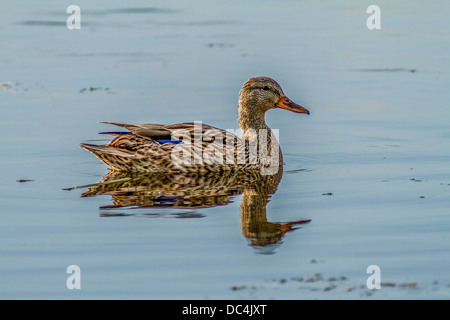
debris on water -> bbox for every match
[398,282,417,289]
[381,282,396,288]
[17,179,34,183]
[207,43,235,48]
[229,272,433,297]
[328,277,338,282]
[231,285,246,291]
[79,86,110,93]
[354,68,417,73]
[323,284,337,291]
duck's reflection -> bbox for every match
[81,169,310,253]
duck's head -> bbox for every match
[238,77,309,130]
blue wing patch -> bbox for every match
[156,139,183,145]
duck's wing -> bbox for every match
[81,121,251,172]
[99,121,241,144]
[98,121,173,140]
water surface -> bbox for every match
[1,0,449,299]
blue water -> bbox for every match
[1,0,449,299]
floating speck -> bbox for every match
[328,277,338,282]
[230,285,246,291]
[399,282,417,289]
[17,179,34,183]
[381,282,396,288]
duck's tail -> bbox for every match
[80,143,135,171]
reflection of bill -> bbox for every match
[170,121,280,175]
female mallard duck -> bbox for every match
[81,77,309,173]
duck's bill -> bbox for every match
[275,95,310,114]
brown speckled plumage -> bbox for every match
[80,77,309,173]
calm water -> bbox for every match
[1,0,449,299]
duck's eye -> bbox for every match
[262,86,270,91]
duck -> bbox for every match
[80,77,309,173]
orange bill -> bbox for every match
[275,94,310,114]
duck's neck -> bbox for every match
[238,104,283,167]
[238,104,269,133]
